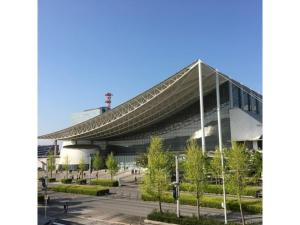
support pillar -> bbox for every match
[216,70,228,224]
[198,60,206,153]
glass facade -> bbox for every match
[107,81,232,155]
[231,83,262,122]
[101,80,261,167]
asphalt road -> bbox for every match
[38,172,262,225]
[38,190,262,225]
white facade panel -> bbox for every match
[229,107,262,141]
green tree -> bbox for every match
[210,148,223,185]
[92,152,103,179]
[106,152,119,180]
[79,157,86,179]
[63,155,70,179]
[184,139,207,219]
[249,151,262,182]
[142,136,169,213]
[165,151,176,175]
[227,142,249,225]
[47,150,55,178]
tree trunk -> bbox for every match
[158,197,162,213]
[197,198,200,219]
[238,193,245,225]
[196,185,200,220]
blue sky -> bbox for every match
[38,0,262,136]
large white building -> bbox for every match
[39,60,262,170]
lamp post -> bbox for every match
[44,159,48,219]
[89,154,92,184]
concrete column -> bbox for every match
[198,60,206,153]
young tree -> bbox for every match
[63,155,70,179]
[165,151,176,175]
[210,148,223,185]
[227,142,249,225]
[142,136,169,213]
[184,139,207,219]
[92,152,103,179]
[106,152,119,180]
[78,157,86,179]
[249,151,262,183]
[47,150,55,178]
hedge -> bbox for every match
[142,192,262,214]
[49,184,109,196]
[147,210,238,225]
[90,179,119,187]
[76,179,87,185]
[61,178,73,184]
[177,183,260,197]
[48,178,56,183]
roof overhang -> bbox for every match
[38,60,257,141]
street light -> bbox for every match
[44,159,48,218]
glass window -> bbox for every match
[251,96,257,113]
[232,86,242,108]
[256,99,260,114]
[220,82,229,104]
[248,94,251,111]
[243,92,249,111]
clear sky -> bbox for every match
[38,0,262,136]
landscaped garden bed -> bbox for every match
[48,184,109,196]
[61,178,73,184]
[146,210,238,225]
[142,192,262,214]
[90,179,119,187]
[173,183,260,198]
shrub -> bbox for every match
[61,178,73,184]
[48,178,56,183]
[147,210,238,225]
[142,191,262,214]
[90,179,118,187]
[76,179,87,185]
[177,183,260,197]
[49,184,109,196]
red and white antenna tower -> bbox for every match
[105,92,113,109]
